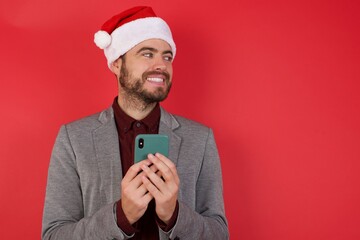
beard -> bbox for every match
[118,58,172,106]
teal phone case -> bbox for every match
[134,134,169,163]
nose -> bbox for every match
[152,56,167,71]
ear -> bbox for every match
[110,58,122,76]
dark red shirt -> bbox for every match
[112,97,178,239]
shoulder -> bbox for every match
[62,107,113,134]
[173,114,209,132]
[161,108,212,140]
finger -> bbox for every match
[141,164,166,192]
[148,162,162,177]
[128,169,155,190]
[122,159,151,184]
[150,162,164,178]
[148,154,176,184]
[150,164,162,178]
[155,153,180,184]
[122,173,153,203]
[136,182,151,196]
[154,153,175,169]
[141,191,154,204]
[123,161,160,193]
[149,163,159,173]
[141,175,162,199]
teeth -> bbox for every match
[147,77,163,83]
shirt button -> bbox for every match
[136,122,141,128]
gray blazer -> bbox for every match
[42,106,228,240]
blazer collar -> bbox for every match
[97,105,180,130]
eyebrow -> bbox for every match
[136,47,173,56]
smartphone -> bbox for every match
[134,134,169,163]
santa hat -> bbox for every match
[94,6,176,68]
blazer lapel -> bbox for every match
[92,107,122,202]
[159,107,182,166]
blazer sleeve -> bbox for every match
[42,125,131,240]
[168,128,229,240]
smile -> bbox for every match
[147,77,164,83]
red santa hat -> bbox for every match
[94,6,176,68]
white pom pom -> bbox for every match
[94,30,112,49]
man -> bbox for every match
[42,6,228,240]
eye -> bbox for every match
[163,55,173,62]
[143,52,153,58]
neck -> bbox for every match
[117,95,157,120]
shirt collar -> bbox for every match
[112,97,160,134]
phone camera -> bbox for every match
[138,138,144,149]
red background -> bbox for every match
[1,0,360,239]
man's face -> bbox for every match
[113,39,173,105]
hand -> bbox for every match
[140,153,180,224]
[121,159,154,224]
